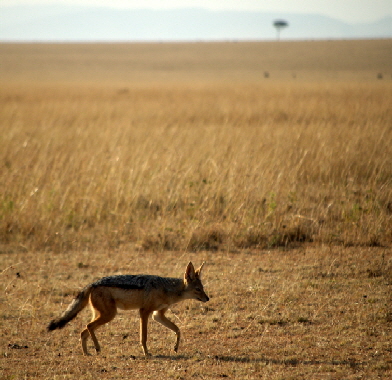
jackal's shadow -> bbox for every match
[212,355,365,368]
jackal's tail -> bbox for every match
[47,285,92,331]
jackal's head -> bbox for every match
[184,262,209,302]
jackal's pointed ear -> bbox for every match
[184,262,196,282]
[195,262,205,279]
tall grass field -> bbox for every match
[1,40,391,252]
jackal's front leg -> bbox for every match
[139,308,152,357]
[153,309,181,353]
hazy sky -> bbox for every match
[2,0,392,23]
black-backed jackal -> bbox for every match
[47,262,209,356]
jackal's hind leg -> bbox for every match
[80,290,116,355]
[80,328,91,355]
[153,309,181,353]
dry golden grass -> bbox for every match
[0,40,392,378]
[1,64,391,250]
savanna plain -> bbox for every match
[1,39,391,379]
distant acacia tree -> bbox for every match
[273,20,289,40]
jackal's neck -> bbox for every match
[158,276,187,301]
[163,277,185,293]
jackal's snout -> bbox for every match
[196,287,209,303]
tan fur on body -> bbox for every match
[47,262,208,356]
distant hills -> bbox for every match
[1,5,391,41]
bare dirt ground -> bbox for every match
[1,246,391,379]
